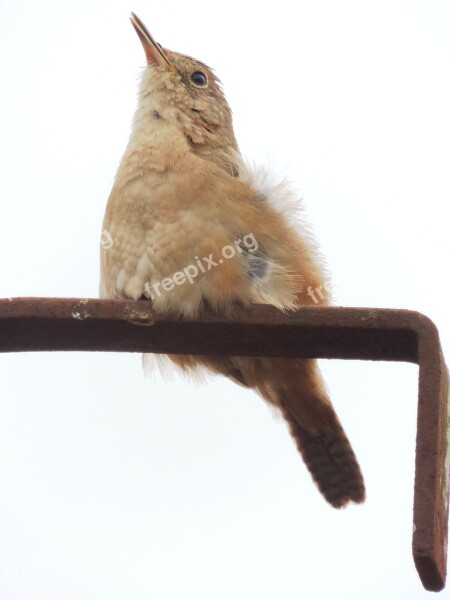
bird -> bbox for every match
[100,12,365,508]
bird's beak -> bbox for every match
[130,13,177,72]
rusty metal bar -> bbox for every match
[0,297,448,591]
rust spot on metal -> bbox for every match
[0,297,448,591]
[124,304,155,326]
[71,299,90,320]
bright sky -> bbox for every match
[0,0,449,598]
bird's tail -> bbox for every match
[277,391,365,508]
[234,356,365,508]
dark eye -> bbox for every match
[191,71,207,87]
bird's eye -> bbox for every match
[191,71,208,87]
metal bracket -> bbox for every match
[0,297,448,591]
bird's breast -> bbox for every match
[99,167,251,314]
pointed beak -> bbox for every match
[130,13,177,72]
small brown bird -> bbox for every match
[100,13,365,508]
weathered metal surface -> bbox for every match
[0,297,448,591]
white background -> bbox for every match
[0,0,449,598]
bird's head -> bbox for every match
[129,13,240,174]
